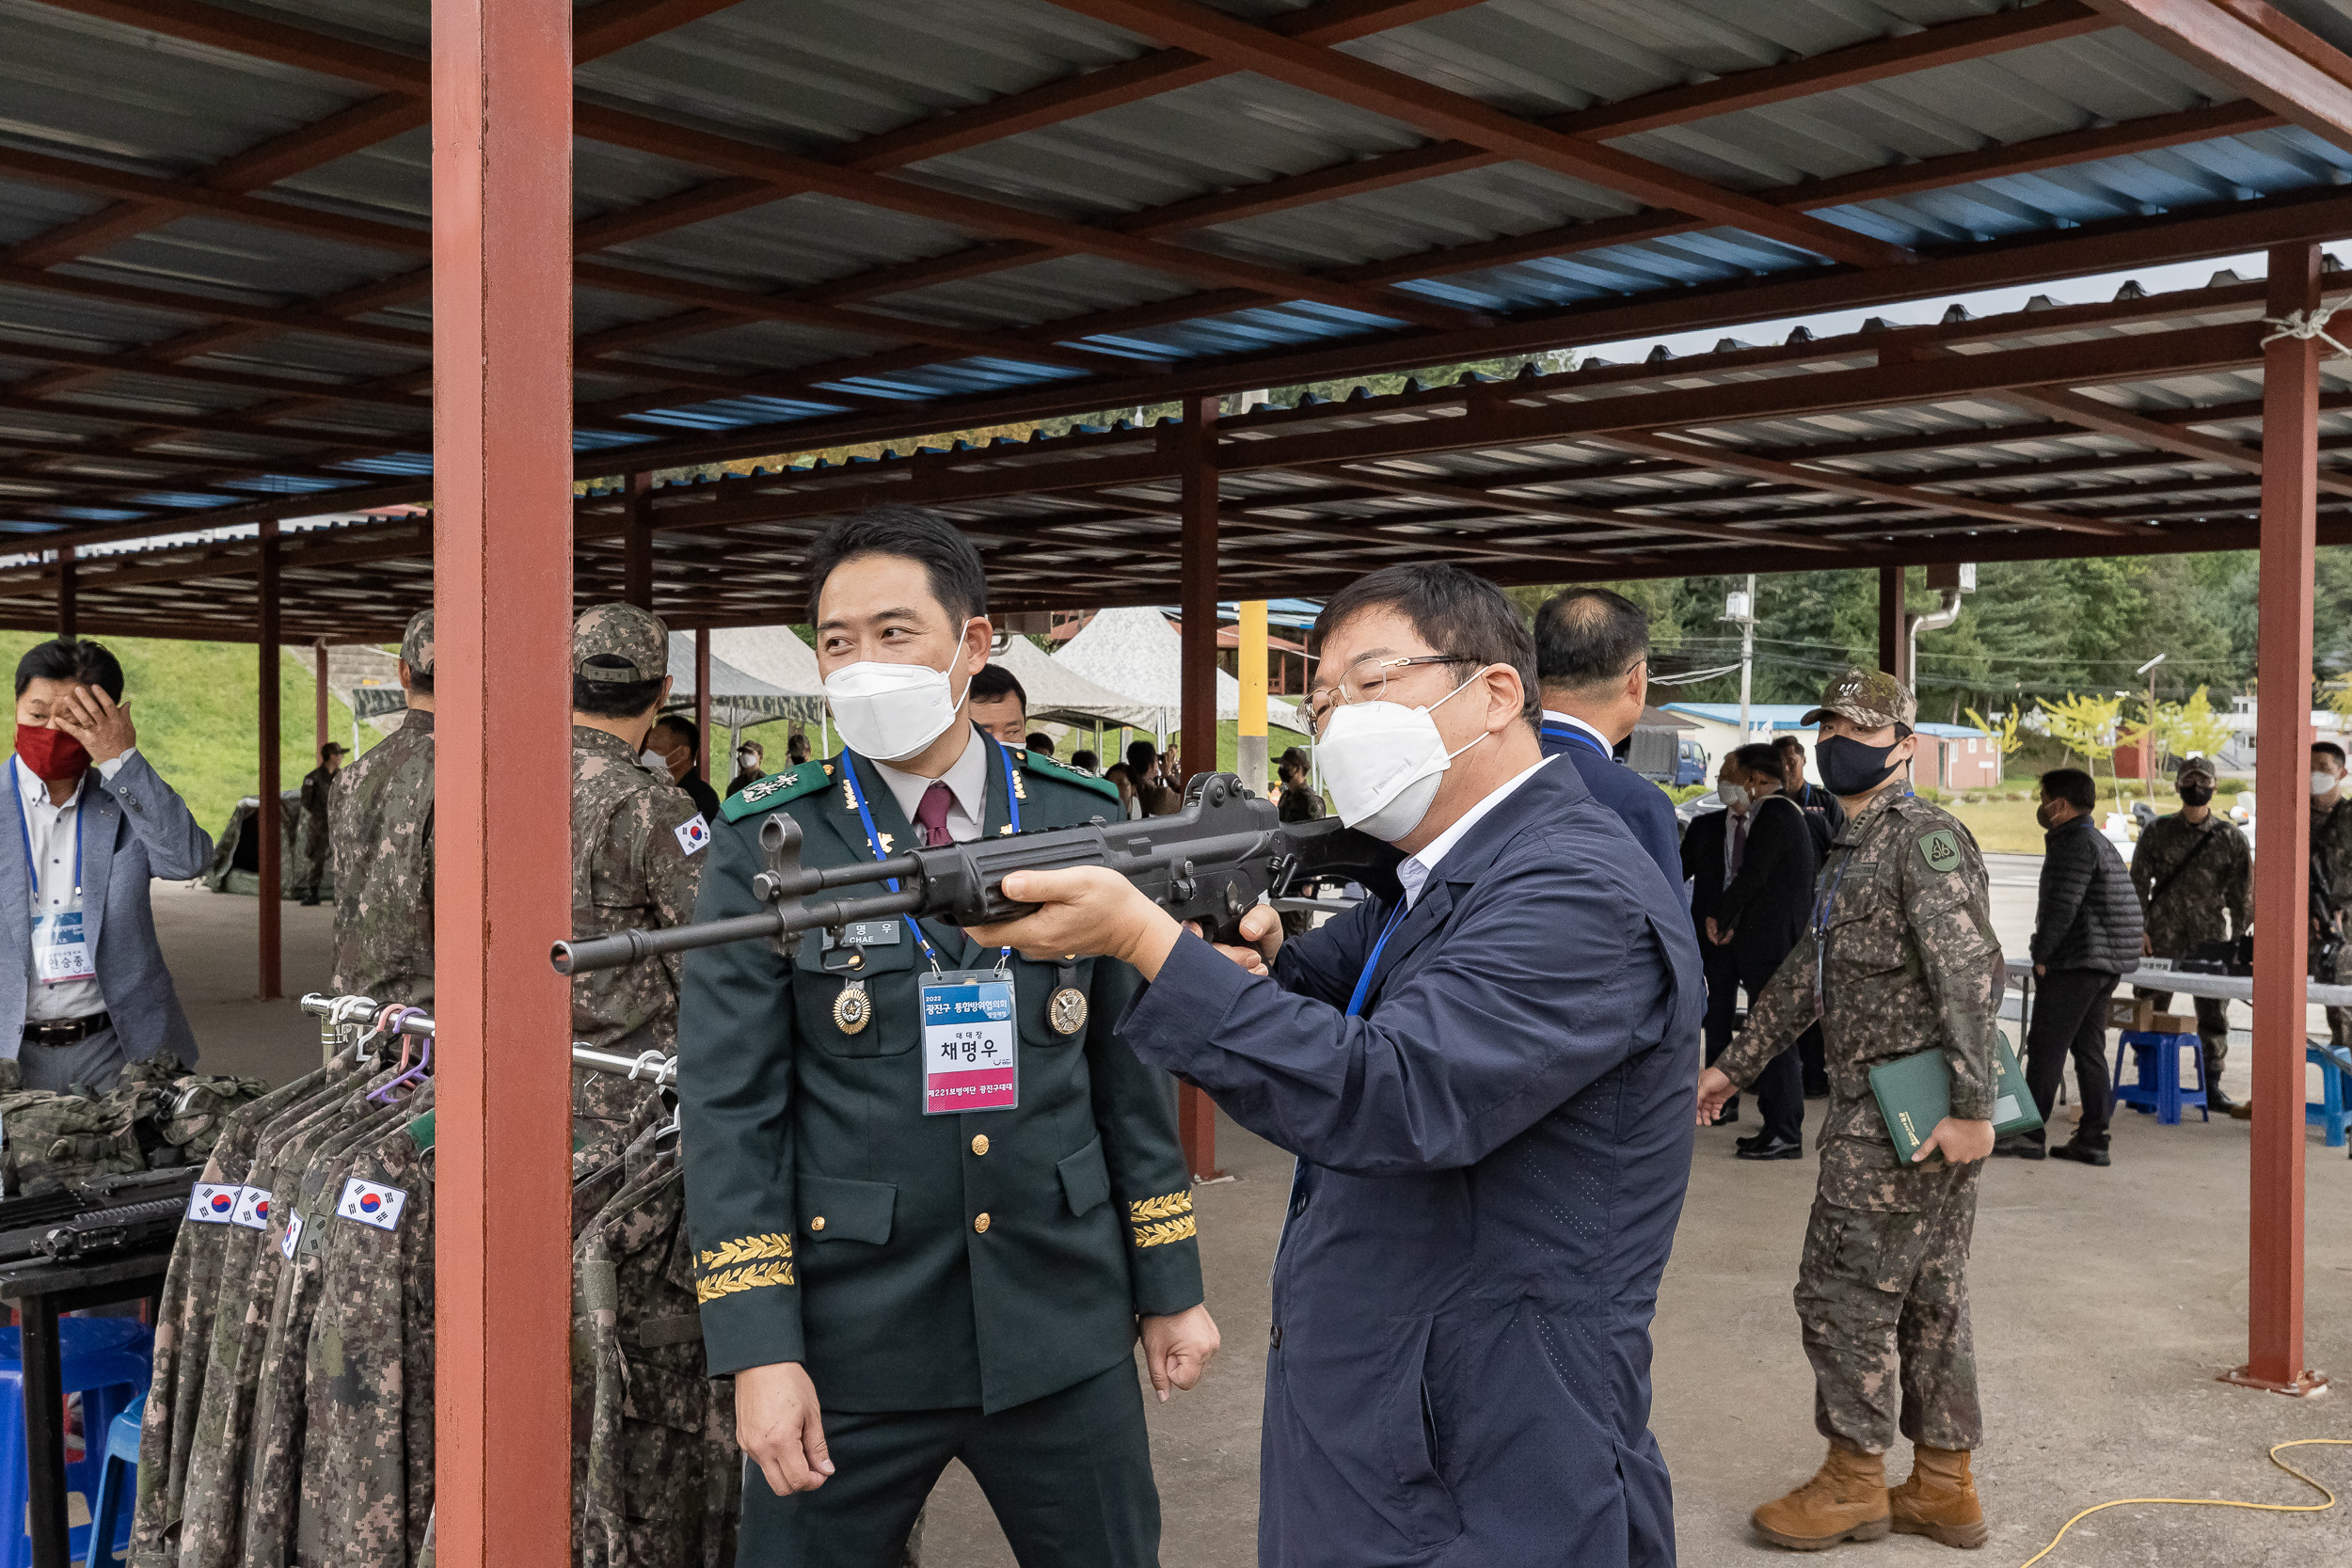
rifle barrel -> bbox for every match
[551,887,927,974]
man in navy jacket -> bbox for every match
[1531,589,1681,883]
[973,565,1703,1568]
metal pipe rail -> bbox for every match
[297,993,675,1086]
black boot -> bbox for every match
[2050,1138,2111,1167]
[1737,1133,1805,1161]
[2205,1084,2236,1115]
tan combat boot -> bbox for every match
[1890,1445,1989,1548]
[1751,1441,1892,1550]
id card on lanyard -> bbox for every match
[18,766,91,985]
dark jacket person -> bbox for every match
[2015,768,2142,1165]
[1531,587,1681,883]
[966,564,1705,1568]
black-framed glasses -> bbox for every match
[1305,653,1472,729]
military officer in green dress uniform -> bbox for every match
[677,506,1218,1568]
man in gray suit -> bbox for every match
[6,638,212,1090]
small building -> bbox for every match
[1659,704,2000,793]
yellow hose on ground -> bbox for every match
[2017,1439,2350,1568]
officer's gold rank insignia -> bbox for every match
[1048,986,1089,1036]
[834,980,872,1035]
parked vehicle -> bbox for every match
[1629,729,1708,787]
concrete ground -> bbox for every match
[148,866,2352,1564]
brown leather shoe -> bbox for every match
[1891,1445,1989,1549]
[1752,1442,1891,1550]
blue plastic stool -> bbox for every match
[2112,1029,2210,1125]
[2310,1042,2352,1148]
[0,1320,150,1568]
[80,1394,141,1568]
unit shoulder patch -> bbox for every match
[720,761,836,822]
[1016,750,1120,804]
[1915,827,1963,876]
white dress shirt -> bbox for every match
[17,750,133,1022]
[873,726,992,847]
[1396,755,1554,910]
[1539,709,1613,755]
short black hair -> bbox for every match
[15,637,124,703]
[1314,563,1538,725]
[2316,740,2346,767]
[1126,739,1157,772]
[1025,731,1053,755]
[573,657,664,719]
[1533,588,1648,693]
[970,665,1026,709]
[2042,768,2098,812]
[1071,749,1099,771]
[404,661,433,695]
[1772,734,1804,753]
[651,713,699,760]
[1728,742,1782,781]
[805,505,987,628]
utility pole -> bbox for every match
[1724,577,1757,740]
[2137,653,2168,784]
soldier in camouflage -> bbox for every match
[295,743,343,906]
[2309,742,2352,1056]
[329,610,436,1005]
[1698,668,2003,1553]
[2129,754,2249,1111]
[568,605,707,1062]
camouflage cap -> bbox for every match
[573,602,668,682]
[400,609,434,674]
[2176,753,2218,783]
[1802,667,1916,729]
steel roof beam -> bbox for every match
[1996,381,2352,496]
[2086,0,2352,153]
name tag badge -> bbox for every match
[823,920,900,950]
[30,911,95,985]
[920,970,1017,1116]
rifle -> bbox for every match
[2313,848,2344,981]
[0,1167,197,1267]
[553,771,1398,976]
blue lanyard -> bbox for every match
[1540,722,1609,758]
[1344,901,1409,1018]
[15,759,83,905]
[838,735,1020,969]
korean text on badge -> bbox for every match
[920,971,1018,1115]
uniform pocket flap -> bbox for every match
[1056,1136,1110,1217]
[801,1173,895,1243]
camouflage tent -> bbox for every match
[201,791,329,899]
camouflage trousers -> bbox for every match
[1793,1164,1982,1454]
[2328,943,2352,1051]
[2135,988,2231,1079]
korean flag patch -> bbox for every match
[675,815,711,856]
[279,1211,304,1260]
[187,1182,240,1225]
[230,1185,272,1230]
[338,1176,409,1232]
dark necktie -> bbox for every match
[915,782,955,847]
[1730,812,1748,876]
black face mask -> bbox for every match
[1816,733,1903,798]
[2035,801,2061,832]
[2178,783,2214,807]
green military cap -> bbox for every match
[573,602,668,684]
[2175,753,2218,784]
[1802,666,1916,729]
[400,609,434,674]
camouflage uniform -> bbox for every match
[2129,783,2250,1082]
[330,610,437,1006]
[569,605,707,1057]
[297,756,340,903]
[2312,795,2352,1047]
[1714,670,2004,1456]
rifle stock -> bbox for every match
[552,772,1395,975]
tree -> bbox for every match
[1963,707,2025,777]
[2037,693,2122,769]
[2137,686,2235,768]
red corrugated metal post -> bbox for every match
[56,546,75,639]
[625,470,654,610]
[1877,565,1902,679]
[2228,240,2328,1397]
[1177,392,1222,1180]
[433,0,579,1560]
[694,626,712,783]
[257,521,281,999]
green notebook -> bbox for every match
[1868,1031,2042,1164]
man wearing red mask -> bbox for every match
[8,637,211,1090]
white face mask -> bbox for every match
[824,624,977,763]
[2315,769,2343,798]
[639,748,670,773]
[1719,783,1750,812]
[1313,668,1492,842]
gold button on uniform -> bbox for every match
[973,1212,991,1234]
[810,1217,826,1232]
[971,1134,990,1156]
